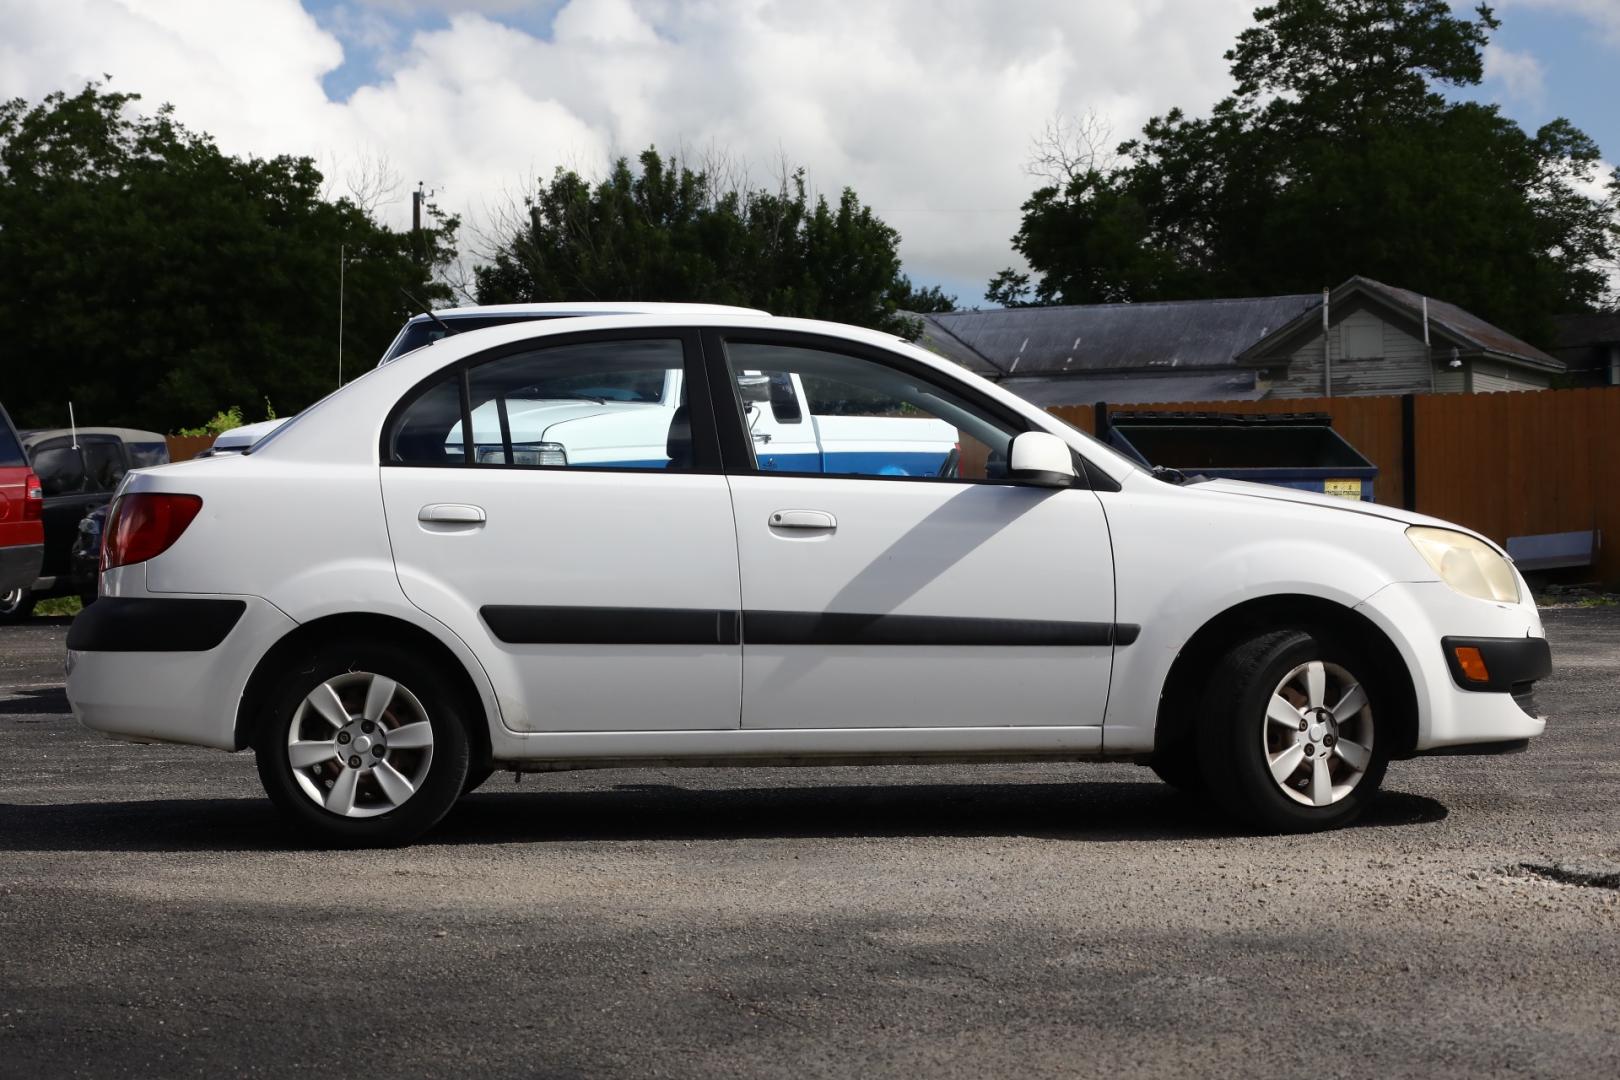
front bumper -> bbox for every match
[67,594,296,750]
[1354,582,1548,753]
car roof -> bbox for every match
[415,302,769,321]
[22,426,166,447]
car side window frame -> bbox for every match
[379,327,725,474]
[697,328,1091,489]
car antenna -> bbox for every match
[399,288,457,336]
[69,401,78,449]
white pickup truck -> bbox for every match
[452,365,959,475]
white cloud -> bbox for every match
[0,0,1261,301]
[1506,0,1620,46]
[1483,43,1546,103]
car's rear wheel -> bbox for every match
[0,586,36,623]
[1197,629,1388,831]
[254,642,470,845]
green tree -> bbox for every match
[476,149,951,336]
[994,1,1619,342]
[0,83,458,431]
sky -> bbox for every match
[1,0,1615,308]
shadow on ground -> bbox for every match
[0,781,1447,853]
[1,687,70,715]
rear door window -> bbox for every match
[80,439,129,491]
[385,335,708,471]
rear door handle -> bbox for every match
[769,509,836,531]
[419,503,486,525]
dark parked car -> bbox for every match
[0,427,168,620]
[0,403,44,604]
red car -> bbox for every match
[0,402,44,603]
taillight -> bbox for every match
[102,493,203,572]
[22,471,42,520]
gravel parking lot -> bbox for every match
[2,610,1618,1078]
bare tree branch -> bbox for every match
[1027,109,1117,184]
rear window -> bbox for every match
[0,406,25,467]
[382,315,562,364]
[126,441,169,468]
[32,441,86,495]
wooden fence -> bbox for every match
[164,435,216,461]
[1052,385,1620,583]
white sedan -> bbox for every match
[65,311,1550,844]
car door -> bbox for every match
[380,329,742,733]
[28,437,111,581]
[704,330,1119,731]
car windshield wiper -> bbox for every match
[1151,465,1189,485]
[400,288,456,337]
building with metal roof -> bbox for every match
[914,276,1564,406]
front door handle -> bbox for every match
[769,509,836,531]
[419,503,486,525]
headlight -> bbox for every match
[1406,526,1520,603]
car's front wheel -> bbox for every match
[1197,629,1388,831]
[254,642,471,845]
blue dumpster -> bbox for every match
[1105,411,1378,502]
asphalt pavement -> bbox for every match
[2,610,1617,1078]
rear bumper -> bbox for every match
[0,543,43,594]
[67,594,295,750]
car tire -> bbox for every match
[253,641,471,846]
[461,763,495,796]
[1149,748,1207,795]
[0,587,36,623]
[1196,629,1389,832]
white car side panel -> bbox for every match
[727,476,1116,729]
[381,467,742,732]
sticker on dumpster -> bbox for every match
[1324,479,1362,500]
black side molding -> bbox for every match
[482,606,742,646]
[479,605,1140,649]
[67,597,247,652]
[1440,635,1553,693]
[744,611,1137,648]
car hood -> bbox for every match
[1186,477,1495,543]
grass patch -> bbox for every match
[33,596,84,618]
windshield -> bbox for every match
[381,314,565,364]
[0,406,24,467]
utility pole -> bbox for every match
[338,243,346,387]
[1322,286,1332,399]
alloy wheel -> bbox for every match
[287,671,435,818]
[1261,660,1374,808]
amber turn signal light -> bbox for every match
[1453,646,1490,683]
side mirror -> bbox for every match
[736,371,771,403]
[1008,431,1077,488]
